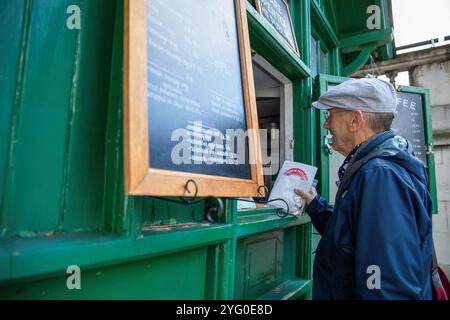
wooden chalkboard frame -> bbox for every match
[124,0,264,197]
[254,0,299,54]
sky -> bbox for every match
[378,0,450,85]
[392,0,450,50]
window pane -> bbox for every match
[320,49,327,74]
[311,36,318,78]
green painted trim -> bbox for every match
[257,278,311,300]
[379,0,395,60]
[363,0,394,61]
[317,107,329,198]
[342,43,377,76]
[230,200,238,226]
[379,0,389,29]
[296,222,312,290]
[217,240,234,300]
[294,80,315,165]
[397,85,430,95]
[291,0,314,166]
[0,225,233,285]
[317,74,348,87]
[0,247,9,281]
[340,28,393,50]
[292,0,311,67]
[379,42,394,61]
[226,238,237,299]
[237,207,283,216]
[58,0,85,232]
[397,86,438,214]
[103,0,125,234]
[326,0,339,33]
[224,197,236,299]
[288,0,301,61]
[236,212,310,238]
[289,1,315,299]
[246,1,310,79]
[311,0,339,49]
[205,245,219,299]
[331,47,341,76]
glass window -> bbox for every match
[320,49,327,74]
[311,36,318,78]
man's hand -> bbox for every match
[294,187,317,206]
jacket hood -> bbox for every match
[352,131,429,187]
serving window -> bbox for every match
[237,54,294,211]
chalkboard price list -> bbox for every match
[392,92,427,166]
[146,0,250,179]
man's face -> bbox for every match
[323,108,353,156]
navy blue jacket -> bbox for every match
[306,131,433,299]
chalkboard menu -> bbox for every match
[124,0,264,197]
[147,0,249,179]
[255,0,299,53]
[392,91,427,166]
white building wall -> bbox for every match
[411,60,450,277]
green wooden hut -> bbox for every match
[0,0,400,299]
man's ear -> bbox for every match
[349,110,364,132]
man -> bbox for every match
[295,78,433,299]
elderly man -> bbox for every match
[295,78,433,300]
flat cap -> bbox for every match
[312,78,397,113]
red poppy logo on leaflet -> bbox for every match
[283,168,308,181]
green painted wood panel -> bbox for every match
[1,0,79,235]
[0,1,27,234]
[0,0,117,237]
[234,228,300,299]
[0,247,208,299]
[63,0,116,231]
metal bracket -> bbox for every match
[205,197,224,223]
[426,143,434,156]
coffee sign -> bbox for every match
[392,91,427,166]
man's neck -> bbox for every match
[344,130,377,156]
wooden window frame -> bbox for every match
[123,0,264,197]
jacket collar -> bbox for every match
[350,130,395,164]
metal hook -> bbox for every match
[184,179,198,198]
[266,198,290,217]
[258,185,269,199]
[150,180,203,206]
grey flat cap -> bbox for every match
[312,78,397,113]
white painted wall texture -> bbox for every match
[412,60,450,277]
